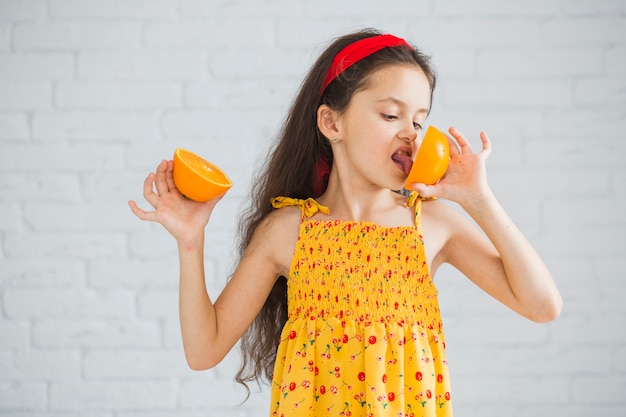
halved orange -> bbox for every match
[405,126,450,186]
[172,148,232,202]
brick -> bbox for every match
[442,80,572,107]
[0,349,80,380]
[575,77,626,105]
[83,171,147,202]
[0,382,47,411]
[162,318,183,349]
[124,141,175,171]
[0,112,30,140]
[127,230,178,258]
[184,79,296,110]
[33,111,158,141]
[552,315,626,343]
[24,202,145,231]
[572,375,626,404]
[544,198,626,227]
[412,18,542,48]
[33,320,160,348]
[0,82,52,110]
[13,22,140,50]
[436,0,626,16]
[50,380,176,410]
[0,203,20,231]
[452,375,570,405]
[0,23,10,50]
[159,110,279,152]
[3,288,134,319]
[137,289,177,318]
[179,0,300,17]
[606,47,626,75]
[448,405,515,417]
[0,144,124,172]
[202,196,241,234]
[3,232,126,259]
[429,109,544,140]
[210,48,311,78]
[546,256,597,314]
[0,173,81,202]
[179,378,255,408]
[49,0,176,18]
[0,0,45,20]
[277,19,366,48]
[432,0,563,16]
[118,412,226,417]
[483,345,611,375]
[83,349,191,378]
[56,82,181,109]
[544,17,626,46]
[0,320,29,349]
[143,19,273,48]
[302,0,426,17]
[1,258,84,287]
[489,167,611,199]
[0,52,74,80]
[533,225,625,256]
[525,137,626,167]
[477,48,603,77]
[445,314,550,346]
[427,48,475,79]
[518,405,626,417]
[79,51,208,81]
[594,256,626,290]
[87,258,181,289]
[614,345,626,374]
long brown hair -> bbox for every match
[233,28,437,393]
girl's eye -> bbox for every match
[382,113,397,120]
[413,122,423,130]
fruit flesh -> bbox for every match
[173,148,232,202]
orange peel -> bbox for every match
[405,126,450,186]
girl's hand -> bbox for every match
[410,126,492,209]
[128,159,223,245]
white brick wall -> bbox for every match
[0,0,624,416]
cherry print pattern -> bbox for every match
[270,196,452,416]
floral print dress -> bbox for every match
[269,195,452,417]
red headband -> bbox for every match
[320,34,413,96]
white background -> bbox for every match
[1,0,625,416]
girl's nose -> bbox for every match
[399,124,418,143]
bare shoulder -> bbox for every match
[420,199,474,273]
[421,198,465,225]
[247,205,302,277]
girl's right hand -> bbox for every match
[128,159,223,245]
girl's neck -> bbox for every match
[317,180,411,225]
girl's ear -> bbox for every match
[317,105,340,141]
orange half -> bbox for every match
[405,126,450,186]
[172,148,232,202]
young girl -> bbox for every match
[129,28,562,417]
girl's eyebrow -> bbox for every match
[376,96,429,114]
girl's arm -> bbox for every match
[129,160,291,369]
[176,222,283,369]
[414,128,562,323]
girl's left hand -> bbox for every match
[410,126,492,209]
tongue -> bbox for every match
[392,153,413,175]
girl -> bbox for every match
[129,28,562,417]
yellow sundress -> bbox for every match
[270,195,452,417]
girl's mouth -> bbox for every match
[391,149,413,175]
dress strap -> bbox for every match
[406,191,436,226]
[271,196,330,219]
